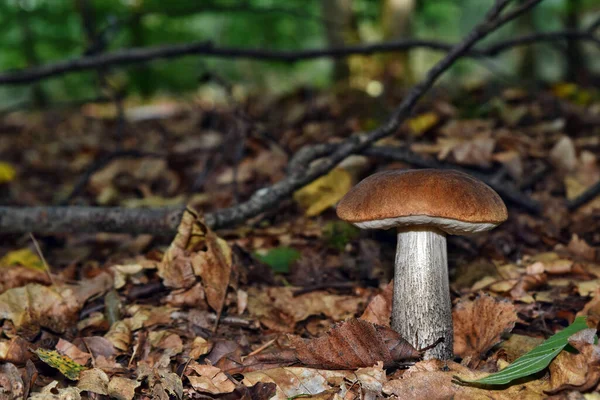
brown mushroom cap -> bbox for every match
[336,169,507,234]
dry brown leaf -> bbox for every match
[492,150,523,181]
[567,234,597,261]
[383,359,549,399]
[0,337,32,364]
[185,362,236,394]
[158,209,233,315]
[450,133,496,168]
[104,320,131,352]
[247,286,363,332]
[453,293,517,366]
[550,135,577,172]
[148,331,183,355]
[0,363,24,399]
[547,329,600,394]
[290,318,420,369]
[137,353,183,400]
[77,368,109,396]
[242,367,353,400]
[107,376,140,400]
[359,281,392,326]
[55,339,91,366]
[0,273,112,340]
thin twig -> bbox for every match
[29,233,54,285]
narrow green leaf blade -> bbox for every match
[456,316,588,386]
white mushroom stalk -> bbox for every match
[393,227,452,360]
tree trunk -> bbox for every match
[320,0,355,82]
[381,0,415,85]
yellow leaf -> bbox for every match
[293,168,352,217]
[552,82,577,99]
[0,162,16,184]
[551,82,592,105]
[35,348,87,380]
[407,112,439,136]
[0,248,45,271]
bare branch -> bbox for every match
[0,206,184,236]
[1,7,598,86]
[567,180,600,211]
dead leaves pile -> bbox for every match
[0,83,599,398]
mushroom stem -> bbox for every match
[392,227,453,360]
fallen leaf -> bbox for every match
[407,112,439,136]
[35,348,87,381]
[242,367,353,400]
[55,339,91,366]
[453,293,517,367]
[567,234,597,261]
[185,362,236,394]
[547,328,600,394]
[254,247,300,273]
[0,363,24,398]
[550,136,576,172]
[0,248,46,271]
[0,273,111,340]
[29,380,82,400]
[0,337,32,364]
[450,133,496,168]
[289,318,420,369]
[383,359,548,399]
[294,168,352,216]
[77,368,109,395]
[108,376,140,400]
[159,208,233,315]
[0,161,16,184]
[359,281,393,326]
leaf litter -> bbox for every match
[0,82,599,398]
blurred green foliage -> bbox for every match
[254,246,301,273]
[0,0,597,108]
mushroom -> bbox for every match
[336,169,507,359]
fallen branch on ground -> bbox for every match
[567,180,600,211]
[0,0,546,235]
[1,6,597,85]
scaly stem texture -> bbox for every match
[392,228,453,360]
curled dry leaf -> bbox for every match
[158,208,233,315]
[185,362,236,395]
[547,328,600,394]
[453,293,517,366]
[359,281,393,327]
[289,318,420,369]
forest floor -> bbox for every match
[0,81,599,399]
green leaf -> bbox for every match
[254,247,300,273]
[455,316,589,386]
